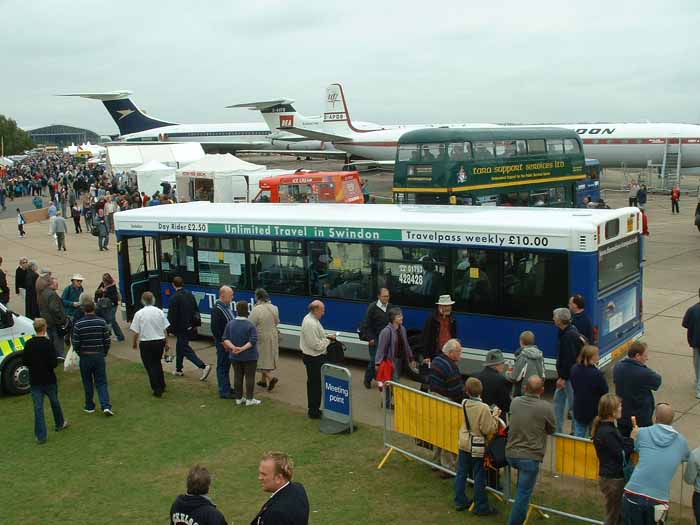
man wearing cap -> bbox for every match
[62,274,84,319]
[474,349,512,417]
[423,294,458,363]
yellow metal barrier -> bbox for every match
[554,435,599,480]
[393,384,462,454]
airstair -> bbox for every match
[660,138,682,190]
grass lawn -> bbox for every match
[3,357,690,524]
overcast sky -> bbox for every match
[2,0,699,134]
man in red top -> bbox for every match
[672,185,681,214]
[422,294,458,362]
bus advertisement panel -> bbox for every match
[115,203,643,376]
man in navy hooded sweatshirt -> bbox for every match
[622,403,689,524]
[171,465,227,525]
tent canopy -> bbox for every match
[107,143,205,172]
[133,160,177,197]
[176,153,265,177]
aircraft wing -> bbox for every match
[227,99,295,110]
[278,127,351,143]
[236,149,348,158]
[345,160,395,171]
[57,91,133,100]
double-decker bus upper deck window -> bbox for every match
[449,142,471,161]
[398,144,420,161]
[420,144,443,161]
[377,246,447,307]
[196,237,249,289]
[564,138,581,153]
[495,140,518,158]
[251,240,307,295]
[308,241,372,301]
[527,139,546,154]
[546,139,564,154]
[516,140,527,156]
[473,141,495,160]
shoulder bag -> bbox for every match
[459,400,486,457]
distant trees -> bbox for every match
[0,115,34,155]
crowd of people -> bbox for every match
[352,288,700,525]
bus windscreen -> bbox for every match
[598,235,640,290]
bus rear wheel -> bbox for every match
[2,356,30,395]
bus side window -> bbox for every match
[516,140,527,156]
[251,240,307,295]
[564,138,581,153]
[420,144,442,161]
[473,141,495,160]
[452,248,497,314]
[495,140,517,158]
[448,142,465,160]
[527,139,546,154]
[398,144,419,161]
[309,241,372,301]
[377,246,447,307]
[161,235,195,283]
[546,139,564,154]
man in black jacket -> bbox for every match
[25,261,40,319]
[474,349,511,416]
[251,451,309,525]
[553,307,585,434]
[167,276,211,380]
[170,465,227,525]
[15,257,28,297]
[23,318,68,443]
[613,341,662,437]
[360,288,391,389]
[38,276,67,359]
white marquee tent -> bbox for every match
[176,154,273,202]
[106,143,205,172]
[133,160,177,197]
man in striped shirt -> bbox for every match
[72,296,113,416]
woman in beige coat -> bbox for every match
[249,288,280,391]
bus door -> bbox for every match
[121,236,161,320]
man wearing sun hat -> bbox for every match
[474,349,512,417]
[422,294,458,363]
[61,274,85,319]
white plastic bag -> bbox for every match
[64,347,80,372]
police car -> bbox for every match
[0,303,36,395]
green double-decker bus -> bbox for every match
[393,127,586,207]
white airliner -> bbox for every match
[281,83,700,168]
[57,91,338,154]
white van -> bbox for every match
[0,303,36,395]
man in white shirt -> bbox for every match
[130,291,170,397]
[300,300,335,419]
[105,196,118,233]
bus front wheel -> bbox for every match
[1,356,30,395]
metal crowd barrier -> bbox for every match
[377,381,695,524]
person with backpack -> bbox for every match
[167,276,211,380]
[506,331,545,397]
[553,307,585,434]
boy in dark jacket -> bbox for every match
[23,318,68,443]
[170,465,227,525]
[613,341,662,437]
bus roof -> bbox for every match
[115,202,639,251]
[398,127,580,145]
